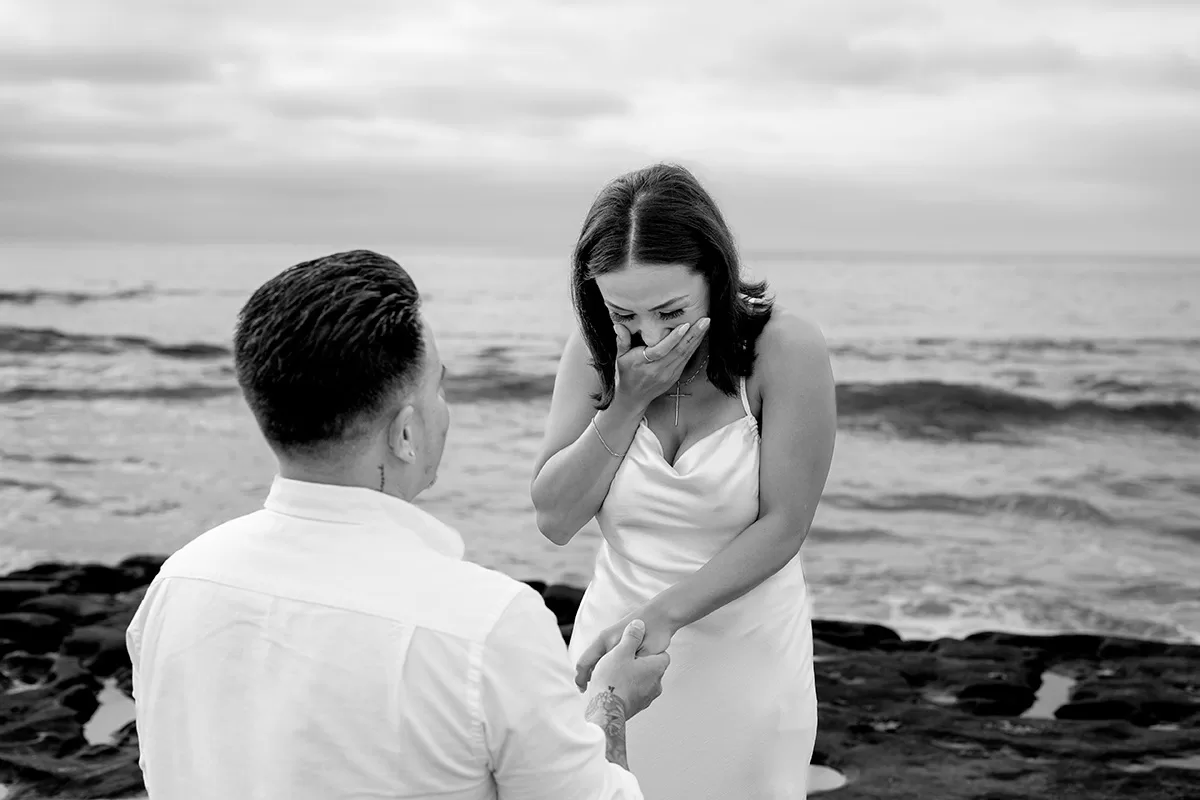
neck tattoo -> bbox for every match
[378,464,385,492]
[668,357,708,426]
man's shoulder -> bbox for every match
[154,509,270,575]
[416,559,543,641]
[143,508,545,645]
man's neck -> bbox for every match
[277,458,417,502]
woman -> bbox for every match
[531,163,837,798]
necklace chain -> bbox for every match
[668,357,707,426]
[677,358,707,388]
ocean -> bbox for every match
[2,243,1197,643]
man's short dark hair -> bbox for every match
[233,250,425,452]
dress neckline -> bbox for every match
[637,377,759,470]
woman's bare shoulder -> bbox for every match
[556,326,597,377]
[549,325,602,402]
[755,308,831,381]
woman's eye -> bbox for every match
[659,309,684,320]
[609,310,634,321]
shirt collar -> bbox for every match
[263,476,465,560]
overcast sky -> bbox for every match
[1,0,1197,254]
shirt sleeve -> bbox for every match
[479,585,644,800]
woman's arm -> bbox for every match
[530,330,642,545]
[533,321,711,545]
[649,313,836,629]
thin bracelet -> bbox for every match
[590,416,626,458]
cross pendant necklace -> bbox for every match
[668,358,708,426]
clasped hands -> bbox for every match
[574,605,677,692]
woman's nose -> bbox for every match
[639,325,669,348]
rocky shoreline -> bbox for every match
[2,558,1198,799]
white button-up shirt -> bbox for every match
[126,476,643,800]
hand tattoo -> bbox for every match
[584,686,628,770]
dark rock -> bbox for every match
[0,612,70,653]
[112,664,134,698]
[1097,637,1170,660]
[52,563,145,595]
[812,620,903,650]
[58,683,101,720]
[98,586,147,631]
[1056,699,1140,721]
[1,561,70,580]
[966,631,1108,661]
[0,744,146,799]
[0,694,87,757]
[61,626,130,676]
[116,553,167,586]
[929,638,1042,663]
[541,584,584,626]
[1165,643,1200,659]
[0,580,55,612]
[50,655,102,694]
[957,681,1038,716]
[1138,699,1200,726]
[17,593,123,624]
[1064,652,1200,728]
[0,651,56,685]
[815,649,914,713]
[4,563,1200,800]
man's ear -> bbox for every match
[388,405,418,464]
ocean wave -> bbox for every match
[0,477,89,507]
[822,490,1116,526]
[830,336,1200,366]
[0,450,102,465]
[0,385,238,403]
[911,336,1200,354]
[0,287,156,305]
[807,525,899,542]
[0,326,230,359]
[446,370,556,403]
[1,367,1197,440]
[837,380,1200,439]
[0,286,215,305]
[0,371,555,405]
[1156,525,1200,544]
[1071,374,1199,398]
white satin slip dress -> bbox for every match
[568,377,818,799]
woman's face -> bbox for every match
[594,261,709,348]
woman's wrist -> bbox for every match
[598,393,647,429]
[645,593,686,634]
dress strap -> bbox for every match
[738,377,753,418]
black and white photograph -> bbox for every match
[1,1,1197,798]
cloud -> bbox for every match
[0,44,222,86]
[747,36,1200,92]
[263,81,630,130]
[0,0,1196,252]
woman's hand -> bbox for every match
[575,605,677,692]
[612,319,710,410]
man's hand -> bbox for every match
[577,610,674,696]
[586,619,671,717]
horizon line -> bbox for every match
[1,238,1197,264]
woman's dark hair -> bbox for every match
[570,163,773,408]
[233,249,425,452]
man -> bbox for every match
[126,250,667,799]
